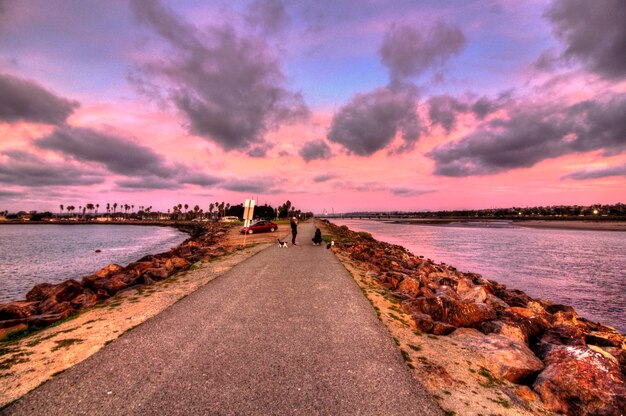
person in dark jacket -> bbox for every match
[290,217,298,245]
[312,228,322,245]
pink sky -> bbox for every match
[0,0,625,214]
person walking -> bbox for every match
[290,216,298,245]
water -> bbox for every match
[0,224,188,303]
[332,219,626,333]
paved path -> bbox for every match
[3,222,441,415]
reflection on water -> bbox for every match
[332,219,626,333]
[0,225,188,303]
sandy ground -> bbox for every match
[514,220,626,232]
[0,224,290,409]
[318,221,555,416]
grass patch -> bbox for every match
[478,367,503,388]
[408,344,422,352]
[393,337,400,346]
[488,397,511,408]
[189,261,203,271]
[0,347,14,357]
[427,334,439,340]
[413,329,423,336]
[444,411,456,416]
[0,354,30,370]
[26,333,57,347]
[51,338,83,352]
[400,349,412,363]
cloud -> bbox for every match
[327,86,420,156]
[115,177,179,190]
[390,187,437,197]
[312,173,336,183]
[427,93,510,133]
[0,189,22,198]
[299,140,331,161]
[546,0,626,79]
[245,0,289,35]
[428,95,626,176]
[35,126,177,178]
[380,21,466,81]
[562,163,626,180]
[181,173,222,187]
[129,0,308,152]
[0,150,103,187]
[221,178,277,194]
[0,73,79,125]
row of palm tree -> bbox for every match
[56,201,235,221]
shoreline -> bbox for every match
[374,218,626,232]
[0,225,289,408]
[319,220,626,415]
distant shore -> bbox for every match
[379,218,626,232]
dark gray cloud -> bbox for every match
[116,177,179,190]
[390,187,437,197]
[327,86,420,156]
[428,93,510,133]
[181,173,221,187]
[0,189,22,198]
[428,95,468,133]
[0,150,103,187]
[546,0,626,79]
[380,21,466,81]
[299,140,331,161]
[129,0,308,152]
[222,178,276,194]
[312,173,336,182]
[35,126,177,178]
[246,0,289,34]
[428,95,626,176]
[0,73,78,125]
[562,163,626,180]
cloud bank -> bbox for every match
[0,73,78,125]
[562,163,626,180]
[300,140,331,161]
[546,0,626,79]
[130,0,308,153]
[428,95,626,176]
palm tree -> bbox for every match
[193,205,200,219]
[86,203,95,217]
[59,204,64,218]
[96,204,99,216]
[209,203,214,219]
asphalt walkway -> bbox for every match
[3,222,441,415]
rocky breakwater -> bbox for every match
[325,221,626,416]
[0,223,230,340]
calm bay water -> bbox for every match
[0,224,188,303]
[332,219,626,333]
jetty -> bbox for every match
[2,223,441,415]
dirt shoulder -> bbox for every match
[0,225,285,408]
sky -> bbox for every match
[0,0,625,214]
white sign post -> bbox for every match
[242,199,255,246]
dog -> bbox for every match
[277,239,288,248]
[326,240,335,249]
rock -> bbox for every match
[432,321,457,335]
[0,301,39,320]
[70,289,98,309]
[533,345,626,415]
[455,278,473,293]
[513,385,539,402]
[27,311,73,327]
[435,285,459,299]
[497,289,533,307]
[26,283,56,301]
[585,331,625,348]
[39,299,73,315]
[485,294,510,313]
[164,256,190,271]
[481,320,527,343]
[397,277,421,297]
[142,267,170,281]
[411,312,434,333]
[102,273,132,295]
[450,328,544,383]
[126,261,155,276]
[93,263,125,278]
[412,295,497,328]
[459,285,489,303]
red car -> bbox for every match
[240,220,278,234]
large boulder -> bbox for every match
[0,301,39,320]
[450,328,544,383]
[533,345,626,415]
[412,295,497,328]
